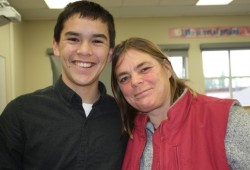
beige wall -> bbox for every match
[115,16,250,93]
[0,23,24,104]
[23,21,55,92]
[1,15,250,113]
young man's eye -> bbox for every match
[68,37,79,42]
[93,39,104,44]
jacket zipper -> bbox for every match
[174,146,180,170]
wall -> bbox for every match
[115,16,250,94]
[0,24,9,113]
[0,22,24,108]
[1,15,250,113]
[23,21,55,93]
[12,23,25,97]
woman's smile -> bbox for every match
[134,88,152,99]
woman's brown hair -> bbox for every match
[111,37,192,137]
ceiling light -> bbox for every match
[44,0,79,9]
[196,0,233,6]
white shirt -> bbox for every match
[82,103,93,117]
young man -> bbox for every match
[0,1,127,169]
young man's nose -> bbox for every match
[77,41,93,56]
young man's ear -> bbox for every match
[107,48,114,63]
[52,38,60,57]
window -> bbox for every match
[201,43,250,106]
[159,44,189,79]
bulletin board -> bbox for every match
[0,55,7,114]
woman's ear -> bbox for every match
[52,38,60,57]
[163,59,172,78]
[163,59,172,67]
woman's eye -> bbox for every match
[141,67,151,73]
[119,76,129,83]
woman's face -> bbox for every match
[115,49,172,114]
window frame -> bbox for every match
[200,42,250,106]
[159,44,189,79]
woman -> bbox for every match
[111,37,250,170]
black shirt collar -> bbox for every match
[54,76,107,105]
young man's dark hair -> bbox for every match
[53,0,115,48]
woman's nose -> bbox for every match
[131,74,143,87]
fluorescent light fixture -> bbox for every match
[196,0,233,6]
[44,0,79,9]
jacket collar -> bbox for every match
[134,89,193,138]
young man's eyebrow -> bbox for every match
[65,31,79,36]
[64,32,108,40]
[93,33,108,40]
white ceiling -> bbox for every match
[7,0,250,21]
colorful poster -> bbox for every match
[169,26,250,38]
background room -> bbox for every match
[0,0,250,113]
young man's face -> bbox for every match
[53,14,112,90]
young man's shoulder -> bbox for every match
[1,85,57,119]
[4,85,55,109]
[18,85,55,100]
